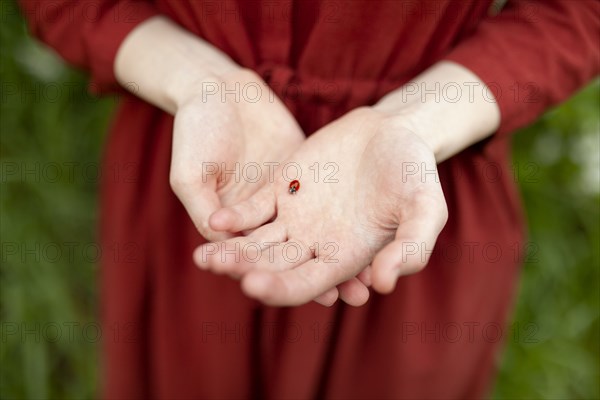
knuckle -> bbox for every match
[194,220,211,236]
[169,172,198,195]
[169,173,186,192]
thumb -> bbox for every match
[371,196,447,294]
[171,177,234,241]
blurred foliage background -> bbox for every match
[1,0,598,398]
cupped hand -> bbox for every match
[170,69,305,241]
[194,107,448,306]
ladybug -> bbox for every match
[289,180,300,195]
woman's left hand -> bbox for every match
[193,106,448,307]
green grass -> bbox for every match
[491,80,600,399]
[1,1,599,398]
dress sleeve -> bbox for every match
[19,0,160,93]
[444,0,600,136]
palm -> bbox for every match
[195,107,448,306]
[170,70,304,240]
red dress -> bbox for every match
[21,1,599,398]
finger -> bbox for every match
[216,238,314,278]
[312,287,339,307]
[209,186,276,233]
[249,239,314,271]
[193,236,268,278]
[357,265,372,287]
[246,221,287,243]
[337,277,370,307]
[193,222,286,274]
[174,185,234,242]
[371,193,447,294]
[241,257,352,306]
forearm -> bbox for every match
[114,16,241,114]
[373,61,501,162]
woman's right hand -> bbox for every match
[170,69,305,241]
[114,16,304,241]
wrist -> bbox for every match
[115,16,242,114]
[371,103,443,160]
[373,61,501,162]
[170,68,270,113]
[162,46,246,113]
